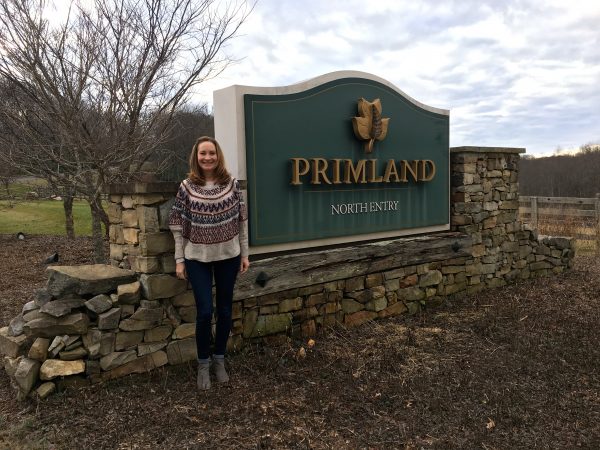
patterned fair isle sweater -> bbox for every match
[168,178,249,263]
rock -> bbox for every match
[46,265,136,297]
[34,289,53,307]
[137,342,168,356]
[23,313,89,338]
[8,314,25,336]
[64,336,82,351]
[84,294,113,314]
[36,382,56,399]
[139,274,187,300]
[98,307,121,330]
[28,337,50,361]
[22,300,38,314]
[144,325,173,343]
[40,359,85,380]
[344,311,377,328]
[86,360,101,375]
[243,309,258,338]
[47,335,66,358]
[59,347,88,360]
[119,318,157,331]
[247,313,292,338]
[100,332,116,356]
[139,232,175,256]
[163,303,182,327]
[115,331,144,350]
[0,327,30,357]
[172,291,195,307]
[14,358,41,397]
[279,297,303,313]
[40,297,86,318]
[3,356,21,377]
[23,310,51,322]
[92,350,168,383]
[130,307,163,322]
[121,304,135,318]
[100,350,137,371]
[419,270,443,287]
[178,306,196,323]
[140,300,160,309]
[378,301,408,318]
[172,323,195,340]
[117,281,141,304]
[341,298,364,314]
[166,338,197,365]
[365,297,388,312]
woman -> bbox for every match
[169,136,250,390]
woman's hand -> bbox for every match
[240,256,250,274]
[175,262,187,280]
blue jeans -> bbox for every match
[184,255,240,360]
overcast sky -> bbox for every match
[196,0,600,157]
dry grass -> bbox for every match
[0,236,599,449]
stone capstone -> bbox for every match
[39,359,85,380]
[46,265,136,297]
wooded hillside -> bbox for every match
[519,144,600,197]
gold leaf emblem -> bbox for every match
[352,98,390,153]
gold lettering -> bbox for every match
[343,159,367,184]
[383,159,399,182]
[400,160,419,182]
[331,159,343,184]
[290,158,310,185]
[368,159,383,183]
[311,158,331,184]
[421,159,436,181]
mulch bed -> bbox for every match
[0,234,598,449]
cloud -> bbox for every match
[197,0,600,155]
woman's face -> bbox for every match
[197,141,218,176]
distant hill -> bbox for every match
[519,144,600,197]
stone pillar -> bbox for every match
[106,182,179,274]
[450,146,572,291]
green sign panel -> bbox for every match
[244,76,449,247]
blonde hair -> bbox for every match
[188,136,231,185]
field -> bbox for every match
[0,200,99,236]
[0,234,598,449]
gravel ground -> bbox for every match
[0,234,598,449]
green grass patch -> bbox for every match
[0,199,104,236]
[0,178,49,199]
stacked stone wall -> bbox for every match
[0,147,575,400]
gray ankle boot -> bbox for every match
[197,358,211,390]
[212,355,229,383]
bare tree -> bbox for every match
[0,0,251,261]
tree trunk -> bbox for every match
[63,188,75,239]
[89,196,106,263]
